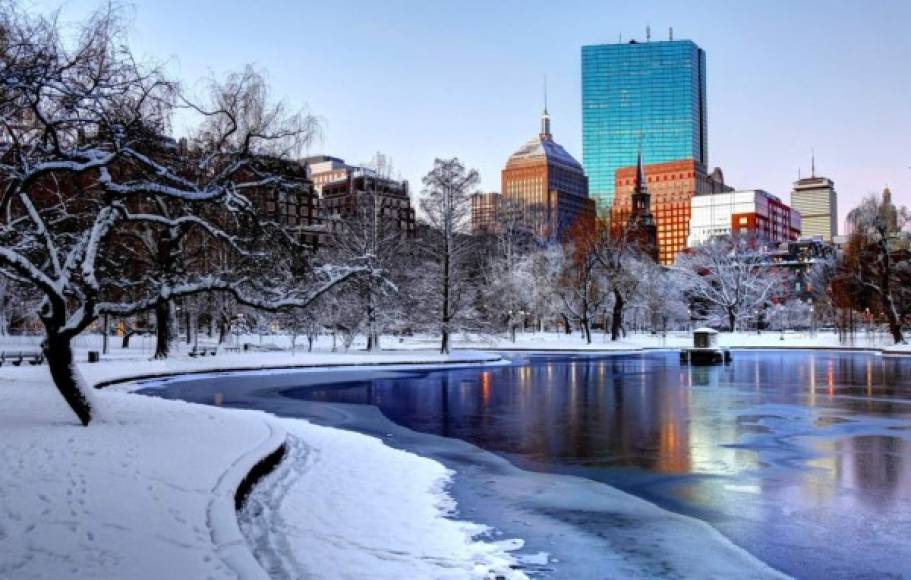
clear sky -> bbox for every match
[30,0,911,227]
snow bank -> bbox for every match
[0,365,277,580]
[239,420,524,580]
[0,351,519,580]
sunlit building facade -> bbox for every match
[501,110,595,240]
[613,159,730,265]
[470,192,502,235]
[582,39,707,212]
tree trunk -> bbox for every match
[441,240,451,355]
[561,313,572,335]
[154,300,171,359]
[582,319,592,344]
[728,309,737,333]
[44,333,93,426]
[441,327,450,355]
[878,237,905,344]
[307,335,314,352]
[611,288,624,341]
[185,308,192,345]
[366,291,381,352]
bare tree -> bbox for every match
[841,193,910,344]
[419,158,480,354]
[558,219,607,344]
[676,236,779,332]
[324,153,405,351]
[0,9,362,425]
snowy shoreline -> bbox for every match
[0,351,523,580]
[2,335,899,578]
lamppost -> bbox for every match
[756,309,761,335]
[810,304,816,338]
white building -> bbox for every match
[688,190,801,247]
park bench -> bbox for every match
[0,351,45,367]
[223,346,241,353]
[188,346,218,357]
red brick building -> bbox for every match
[501,110,596,241]
[613,159,731,264]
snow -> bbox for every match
[0,351,521,580]
[430,329,907,353]
[239,420,523,579]
[0,330,905,579]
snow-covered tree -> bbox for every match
[0,8,363,425]
[419,158,480,354]
[676,236,780,332]
[516,243,564,332]
[629,260,688,333]
[323,153,405,351]
[839,193,910,344]
[477,197,536,341]
[558,219,608,344]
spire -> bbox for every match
[635,149,647,195]
[540,76,551,139]
[634,133,647,195]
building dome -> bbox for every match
[505,111,584,171]
[506,136,584,171]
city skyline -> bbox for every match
[33,0,911,226]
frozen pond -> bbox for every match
[142,350,911,578]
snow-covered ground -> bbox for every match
[1,328,907,579]
[416,329,911,354]
[0,351,522,580]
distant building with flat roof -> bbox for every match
[688,189,801,247]
[791,169,837,241]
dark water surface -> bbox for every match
[143,351,911,579]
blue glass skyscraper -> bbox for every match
[582,39,707,211]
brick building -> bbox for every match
[471,192,502,234]
[613,159,731,264]
[501,109,596,241]
[320,170,415,236]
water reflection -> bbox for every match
[291,351,911,579]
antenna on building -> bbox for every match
[540,75,551,139]
[811,148,816,178]
[669,27,674,40]
[646,25,651,41]
[543,75,548,114]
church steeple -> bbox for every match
[634,149,647,196]
[628,143,658,261]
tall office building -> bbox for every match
[790,167,837,241]
[582,38,707,212]
[501,109,595,240]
